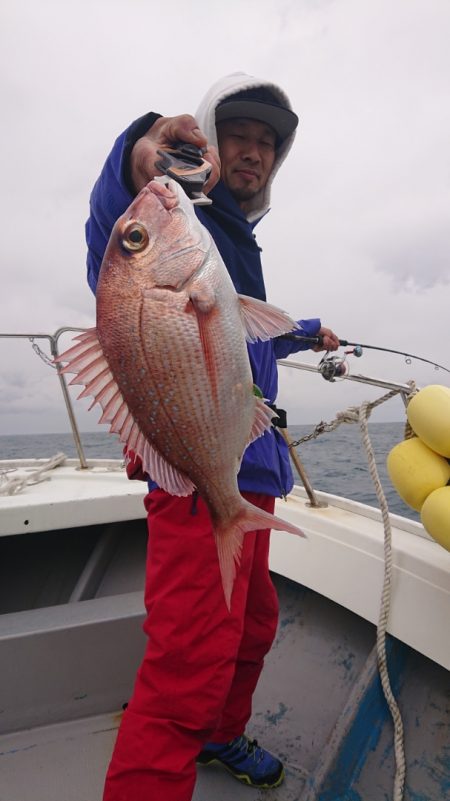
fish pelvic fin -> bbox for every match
[238,295,299,343]
[215,500,306,611]
[248,396,277,444]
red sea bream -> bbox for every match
[57,177,305,607]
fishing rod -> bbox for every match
[280,333,450,380]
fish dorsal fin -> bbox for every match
[57,328,195,497]
[141,440,195,496]
[238,295,298,343]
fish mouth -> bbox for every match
[137,176,211,290]
[145,180,179,210]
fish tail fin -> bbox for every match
[215,501,305,611]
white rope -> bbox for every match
[358,402,406,801]
[289,381,419,799]
[0,452,67,496]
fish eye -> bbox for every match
[121,222,149,252]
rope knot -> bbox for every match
[336,407,359,424]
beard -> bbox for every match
[228,185,259,203]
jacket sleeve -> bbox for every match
[273,318,321,359]
[85,112,161,294]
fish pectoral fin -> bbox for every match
[238,295,299,342]
[140,440,195,497]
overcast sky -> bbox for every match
[1,0,449,437]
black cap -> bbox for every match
[215,87,298,145]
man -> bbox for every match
[86,71,339,801]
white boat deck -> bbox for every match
[0,707,306,801]
[0,458,147,536]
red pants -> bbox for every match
[103,489,279,801]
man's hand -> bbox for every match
[130,114,221,195]
[312,326,340,352]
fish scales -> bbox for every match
[58,177,306,608]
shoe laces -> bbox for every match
[230,735,264,764]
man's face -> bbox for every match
[216,118,277,211]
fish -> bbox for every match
[57,177,306,608]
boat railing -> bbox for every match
[276,358,416,508]
[0,329,416,492]
[0,327,88,468]
[277,358,415,400]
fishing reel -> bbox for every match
[318,342,364,382]
[318,354,350,382]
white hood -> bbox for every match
[195,71,297,222]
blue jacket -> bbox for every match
[85,117,321,497]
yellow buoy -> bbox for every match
[421,486,450,551]
[386,437,450,512]
[407,384,450,458]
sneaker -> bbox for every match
[197,734,285,788]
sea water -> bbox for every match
[0,423,418,522]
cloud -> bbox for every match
[372,221,450,290]
[1,0,449,436]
